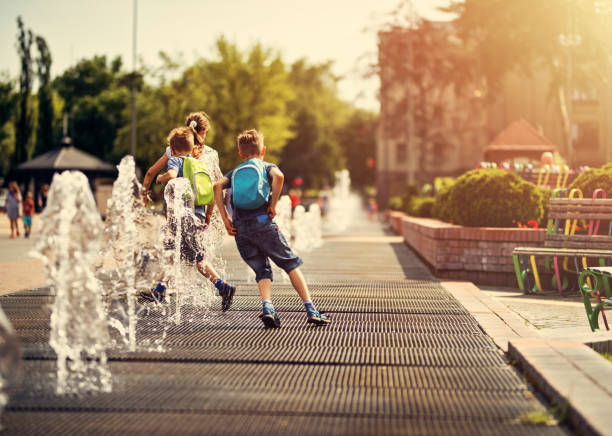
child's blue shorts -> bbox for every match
[234,215,303,282]
[23,216,32,227]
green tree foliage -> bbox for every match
[54,55,128,159]
[191,38,294,168]
[336,109,377,188]
[433,169,544,227]
[115,39,295,172]
[15,16,34,166]
[35,35,54,155]
[280,60,352,188]
[0,74,16,176]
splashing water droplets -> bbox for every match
[33,171,111,395]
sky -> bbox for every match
[0,0,454,112]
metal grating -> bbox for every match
[1,412,568,436]
[2,214,567,435]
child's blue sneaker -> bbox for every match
[215,279,236,311]
[220,283,236,312]
[139,283,166,303]
[260,306,280,328]
[307,310,330,326]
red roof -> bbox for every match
[489,119,554,147]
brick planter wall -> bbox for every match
[385,211,546,286]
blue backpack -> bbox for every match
[231,158,271,210]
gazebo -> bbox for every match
[15,136,117,180]
[13,136,118,213]
[483,119,557,163]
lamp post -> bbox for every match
[130,0,138,157]
[559,0,581,167]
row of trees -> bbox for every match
[1,18,377,189]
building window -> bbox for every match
[396,142,407,163]
[573,122,599,150]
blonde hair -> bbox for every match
[237,129,264,157]
[167,127,194,153]
[185,112,211,146]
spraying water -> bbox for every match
[0,307,20,429]
[33,171,112,395]
[161,178,216,324]
[325,169,358,234]
[101,156,151,350]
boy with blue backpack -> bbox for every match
[154,126,236,310]
[213,129,330,328]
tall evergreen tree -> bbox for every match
[35,35,54,155]
[14,16,33,166]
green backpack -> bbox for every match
[179,156,214,206]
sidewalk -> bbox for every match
[0,213,45,295]
[1,209,568,435]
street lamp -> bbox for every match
[130,0,138,157]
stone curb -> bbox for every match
[509,339,612,436]
[442,281,612,436]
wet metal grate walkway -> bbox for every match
[1,214,569,435]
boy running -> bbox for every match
[213,129,330,328]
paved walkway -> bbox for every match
[1,211,568,435]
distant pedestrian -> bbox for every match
[37,184,49,212]
[6,182,22,238]
[22,192,34,238]
[367,197,378,221]
[318,184,331,218]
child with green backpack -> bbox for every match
[153,125,236,310]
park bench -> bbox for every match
[512,191,612,297]
[578,266,612,331]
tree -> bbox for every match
[54,55,128,159]
[190,38,295,168]
[14,16,34,166]
[377,17,485,182]
[35,35,54,155]
[114,39,295,172]
[336,109,377,189]
[279,59,352,188]
[0,74,16,176]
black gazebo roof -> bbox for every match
[16,139,117,176]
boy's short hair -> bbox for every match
[237,129,264,157]
[168,127,194,153]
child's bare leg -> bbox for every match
[288,268,311,302]
[257,278,273,302]
[196,262,220,284]
[288,267,330,325]
[197,261,235,311]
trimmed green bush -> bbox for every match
[433,169,544,227]
[388,196,403,211]
[568,164,612,198]
[408,197,435,218]
[431,182,453,222]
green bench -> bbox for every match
[512,196,612,295]
[579,266,612,331]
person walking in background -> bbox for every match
[318,183,330,218]
[6,182,22,239]
[37,184,49,212]
[22,192,34,238]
